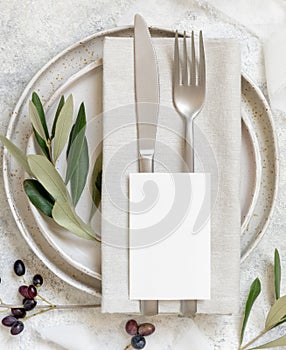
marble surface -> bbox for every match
[1,0,286,349]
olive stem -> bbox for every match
[0,303,100,310]
[36,293,55,307]
[0,309,9,313]
[124,344,132,350]
[24,304,101,322]
[239,328,268,350]
[0,303,24,309]
[24,306,54,320]
[47,139,54,164]
[53,304,101,310]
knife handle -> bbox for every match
[138,154,158,315]
[141,300,158,316]
[139,154,153,173]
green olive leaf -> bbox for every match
[265,295,286,330]
[53,94,73,162]
[240,278,261,345]
[274,249,281,300]
[271,315,286,329]
[0,135,32,176]
[27,154,68,202]
[66,102,86,157]
[23,179,55,217]
[250,334,286,348]
[32,92,49,140]
[51,95,65,139]
[33,128,51,160]
[65,102,86,184]
[31,92,50,158]
[70,137,89,206]
[89,151,102,221]
[29,101,47,142]
[52,199,100,241]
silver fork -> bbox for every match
[173,30,206,172]
[172,30,206,315]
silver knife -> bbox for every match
[134,14,159,316]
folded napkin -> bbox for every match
[101,37,241,314]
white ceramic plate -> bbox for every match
[3,26,278,294]
[26,61,261,278]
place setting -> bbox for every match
[0,10,281,350]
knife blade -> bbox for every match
[134,14,159,316]
[134,14,159,173]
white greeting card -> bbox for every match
[129,173,211,300]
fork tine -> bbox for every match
[199,31,206,87]
[174,30,180,86]
[182,31,188,85]
[190,31,196,85]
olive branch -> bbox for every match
[1,92,102,242]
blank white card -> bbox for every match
[129,173,211,300]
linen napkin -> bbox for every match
[101,37,241,314]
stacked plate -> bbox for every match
[3,27,278,297]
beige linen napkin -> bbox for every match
[101,37,241,314]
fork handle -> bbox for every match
[185,120,194,172]
[182,119,197,316]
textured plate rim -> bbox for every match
[240,71,279,262]
[2,26,279,293]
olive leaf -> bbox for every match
[52,199,99,241]
[51,95,65,139]
[27,155,68,202]
[33,128,50,160]
[53,94,73,162]
[29,101,47,142]
[240,278,261,345]
[0,135,32,176]
[66,102,86,157]
[70,137,89,206]
[89,151,102,221]
[271,315,286,329]
[24,179,55,217]
[274,248,281,300]
[250,334,286,348]
[31,93,51,158]
[265,295,286,330]
[65,102,87,184]
[32,92,49,140]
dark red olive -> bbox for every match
[19,285,30,299]
[138,323,155,336]
[28,285,37,298]
[125,319,139,335]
